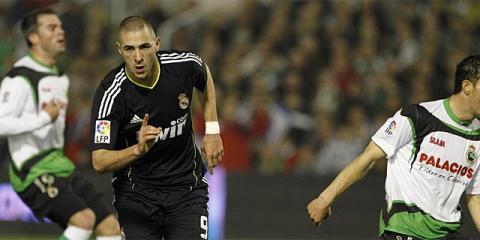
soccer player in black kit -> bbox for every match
[89,16,224,240]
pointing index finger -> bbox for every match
[142,114,149,127]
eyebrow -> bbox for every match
[122,43,151,49]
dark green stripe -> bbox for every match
[381,201,461,238]
[10,149,56,181]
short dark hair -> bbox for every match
[119,15,156,36]
[454,55,480,93]
[20,8,57,47]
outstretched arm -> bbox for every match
[195,64,224,175]
[307,141,387,225]
[466,194,480,231]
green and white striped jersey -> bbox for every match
[0,54,74,192]
[372,98,480,238]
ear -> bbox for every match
[115,42,122,55]
[28,32,39,46]
[462,79,473,96]
[155,37,160,51]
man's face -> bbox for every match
[33,14,65,56]
[117,27,160,81]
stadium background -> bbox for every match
[0,0,478,239]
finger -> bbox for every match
[141,127,159,136]
[208,157,215,175]
[142,114,149,127]
[217,150,224,163]
[144,135,158,142]
[209,152,219,167]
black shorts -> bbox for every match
[380,230,476,240]
[113,180,209,240]
[17,169,113,229]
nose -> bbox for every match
[58,27,65,37]
[134,49,142,63]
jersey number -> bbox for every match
[200,215,208,239]
[33,174,59,198]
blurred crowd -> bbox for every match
[1,0,480,176]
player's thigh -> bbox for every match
[18,173,89,229]
[165,187,209,240]
[70,170,114,227]
[113,186,163,240]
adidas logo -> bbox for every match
[130,114,142,124]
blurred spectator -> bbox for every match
[1,0,478,178]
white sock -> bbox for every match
[97,236,121,240]
[63,225,93,240]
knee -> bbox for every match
[95,214,121,236]
[69,208,96,230]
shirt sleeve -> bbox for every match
[89,81,123,151]
[371,109,414,158]
[191,54,207,91]
[0,76,52,136]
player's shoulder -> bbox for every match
[158,50,203,68]
[98,64,127,90]
[400,99,442,117]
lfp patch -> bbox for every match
[95,120,111,143]
[384,120,396,136]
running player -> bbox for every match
[89,15,224,239]
[0,8,121,240]
[307,55,480,239]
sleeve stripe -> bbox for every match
[160,52,202,64]
[97,69,126,118]
[162,58,202,66]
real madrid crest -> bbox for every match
[178,93,189,110]
[466,145,477,164]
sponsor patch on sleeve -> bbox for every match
[384,120,396,135]
[94,120,111,143]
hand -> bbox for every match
[136,114,160,156]
[307,195,332,225]
[201,134,224,175]
[42,99,61,122]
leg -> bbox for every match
[94,214,120,236]
[57,208,95,240]
[18,173,95,240]
[113,182,163,240]
[164,186,209,239]
[68,170,121,239]
[68,208,96,230]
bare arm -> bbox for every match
[92,114,160,173]
[466,194,480,231]
[307,141,387,225]
[195,64,224,175]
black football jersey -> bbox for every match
[90,50,207,188]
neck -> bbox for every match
[30,48,57,66]
[448,94,474,122]
[127,57,160,88]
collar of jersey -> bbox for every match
[443,98,471,126]
[27,52,58,74]
[125,58,160,89]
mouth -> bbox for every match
[135,65,145,73]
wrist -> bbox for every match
[205,121,220,135]
[318,193,334,206]
[133,144,143,158]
